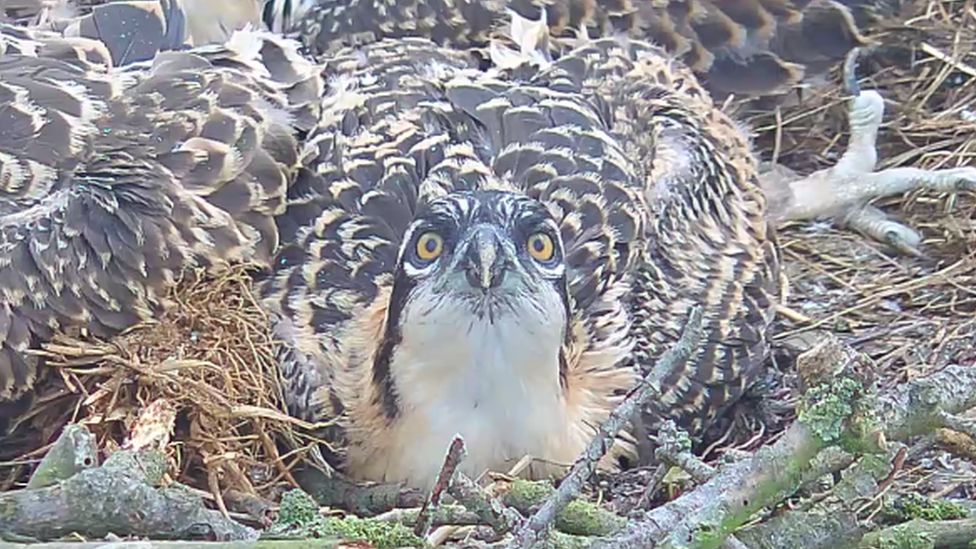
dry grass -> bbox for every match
[0,0,973,526]
[0,266,326,513]
[746,0,976,378]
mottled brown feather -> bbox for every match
[280,0,900,103]
[259,33,783,481]
[0,23,320,403]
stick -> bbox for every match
[449,473,523,534]
[415,435,467,537]
[0,449,255,541]
[509,306,705,548]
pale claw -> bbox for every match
[840,205,925,258]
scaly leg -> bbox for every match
[761,70,975,256]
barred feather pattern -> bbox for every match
[261,35,783,477]
[0,23,321,402]
[283,0,890,102]
[550,39,787,449]
[260,38,647,472]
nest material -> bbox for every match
[0,0,974,524]
[735,0,976,504]
[0,265,325,513]
[748,0,976,375]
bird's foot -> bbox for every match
[761,89,975,257]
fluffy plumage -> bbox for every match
[275,0,896,102]
[258,34,781,488]
[0,23,321,404]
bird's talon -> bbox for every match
[842,47,862,96]
[884,231,925,258]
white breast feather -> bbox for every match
[380,288,575,487]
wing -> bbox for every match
[541,37,786,451]
[0,24,321,402]
[258,38,647,461]
[277,0,897,103]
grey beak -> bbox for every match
[462,226,507,291]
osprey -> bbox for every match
[258,33,975,488]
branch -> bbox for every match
[0,449,255,541]
[879,365,976,442]
[859,518,976,548]
[415,435,466,537]
[374,505,484,528]
[509,306,705,548]
[293,466,425,517]
[593,341,976,548]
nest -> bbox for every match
[1,0,974,523]
[0,266,323,514]
[733,0,976,501]
[745,0,976,373]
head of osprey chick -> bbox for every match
[392,189,569,326]
[363,190,578,484]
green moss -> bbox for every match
[556,500,626,537]
[268,489,424,549]
[798,377,862,445]
[865,523,934,549]
[276,489,319,527]
[313,515,424,548]
[879,494,968,525]
[505,479,556,507]
[502,480,626,537]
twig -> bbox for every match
[654,421,717,484]
[448,473,523,534]
[509,306,705,548]
[594,356,976,548]
[415,435,467,537]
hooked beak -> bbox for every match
[461,226,507,291]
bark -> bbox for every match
[26,424,98,489]
[0,450,255,542]
[590,358,976,548]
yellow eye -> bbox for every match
[415,231,444,261]
[527,232,555,262]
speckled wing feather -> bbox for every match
[258,38,648,465]
[280,0,900,102]
[552,39,786,450]
[0,24,321,402]
[476,37,783,453]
